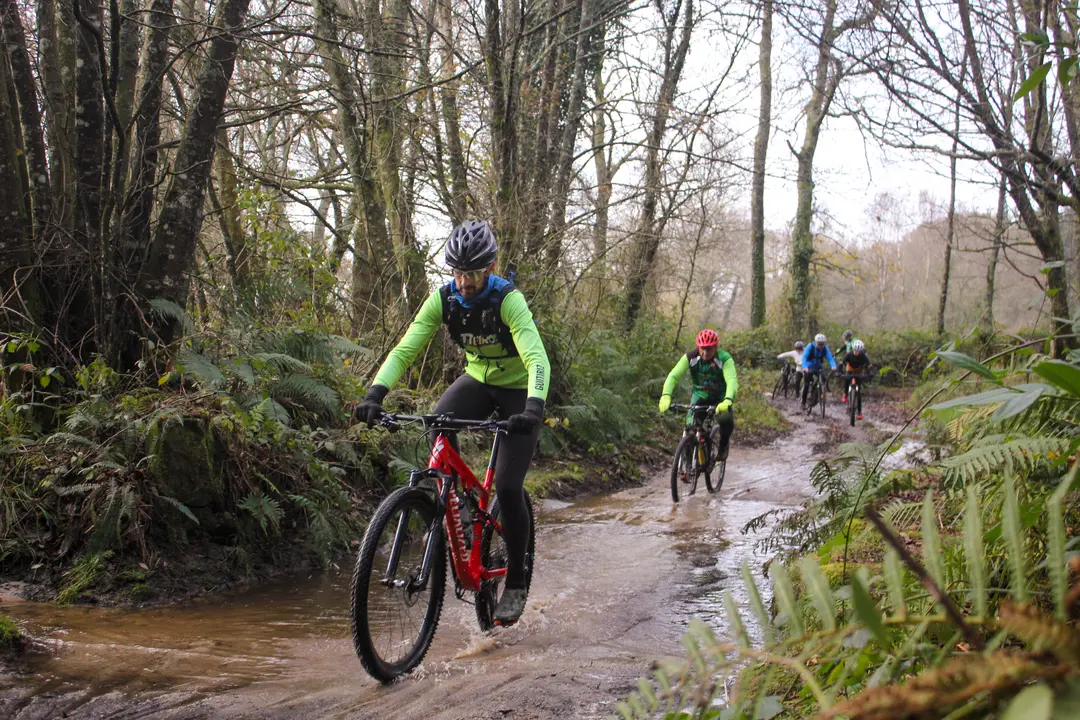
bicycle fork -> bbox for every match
[381,469,446,592]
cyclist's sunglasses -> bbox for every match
[452,267,489,283]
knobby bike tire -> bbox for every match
[688,432,702,497]
[671,434,694,502]
[705,425,726,493]
[849,383,857,426]
[351,486,446,683]
[820,379,827,418]
[806,384,818,416]
[772,373,784,399]
[475,491,536,631]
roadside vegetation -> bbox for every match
[619,336,1080,718]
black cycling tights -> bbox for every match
[432,374,539,589]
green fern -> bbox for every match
[177,349,227,389]
[239,491,283,535]
[940,435,1071,487]
[269,374,340,416]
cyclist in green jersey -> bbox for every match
[354,220,550,626]
[658,329,738,461]
[834,329,854,360]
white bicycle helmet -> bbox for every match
[852,339,865,353]
[814,333,827,344]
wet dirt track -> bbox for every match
[0,399,900,719]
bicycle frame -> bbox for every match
[385,417,507,595]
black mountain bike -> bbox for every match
[845,374,867,426]
[772,361,796,399]
[668,403,725,502]
[804,370,828,418]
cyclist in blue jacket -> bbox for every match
[801,333,838,408]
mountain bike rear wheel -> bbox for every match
[351,486,446,683]
[705,425,725,493]
[849,382,857,426]
[476,491,536,631]
[671,434,694,502]
[819,380,827,418]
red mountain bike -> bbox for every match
[350,413,535,683]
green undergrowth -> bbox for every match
[0,614,22,653]
[620,339,1080,719]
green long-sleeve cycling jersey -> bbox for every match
[661,349,738,402]
[371,283,550,401]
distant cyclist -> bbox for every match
[801,333,838,408]
[834,329,854,360]
[354,219,549,626]
[659,329,738,461]
[841,339,871,417]
[777,341,806,395]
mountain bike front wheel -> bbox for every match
[476,491,536,631]
[351,486,446,683]
[849,383,857,426]
[671,434,694,502]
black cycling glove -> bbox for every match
[354,384,389,426]
[507,397,545,435]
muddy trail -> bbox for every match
[0,395,910,719]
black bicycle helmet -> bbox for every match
[445,220,498,270]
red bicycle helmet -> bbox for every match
[696,329,719,348]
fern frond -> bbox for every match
[177,349,227,389]
[922,491,944,593]
[742,561,774,645]
[770,562,803,637]
[1003,473,1027,603]
[801,555,837,630]
[250,352,313,375]
[885,548,907,619]
[269,374,340,416]
[327,334,374,358]
[1048,466,1077,620]
[998,601,1080,664]
[148,298,192,333]
[964,485,988,618]
[940,435,1070,487]
[816,653,1055,720]
[157,495,200,525]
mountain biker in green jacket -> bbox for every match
[658,329,738,461]
[354,219,549,627]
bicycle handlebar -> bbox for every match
[669,403,716,413]
[378,412,509,433]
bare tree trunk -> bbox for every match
[591,61,611,265]
[72,0,106,356]
[623,0,694,331]
[721,275,743,330]
[38,0,76,232]
[437,0,469,222]
[485,0,523,273]
[369,0,426,314]
[2,0,52,237]
[314,0,391,331]
[215,128,249,285]
[938,88,962,340]
[749,0,772,328]
[546,0,600,272]
[787,0,876,335]
[984,173,1007,331]
[673,198,709,349]
[142,0,252,343]
[0,45,42,333]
